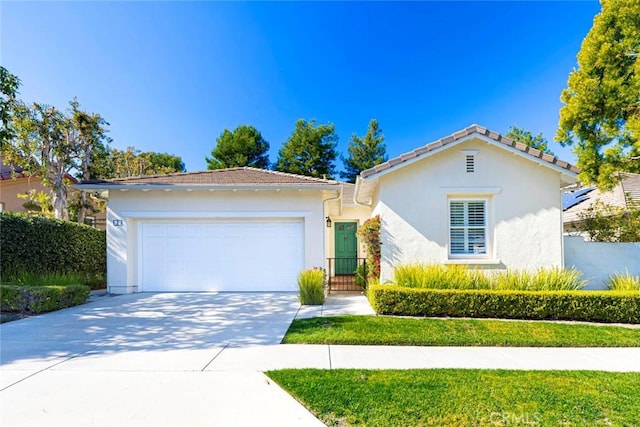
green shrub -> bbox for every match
[354,263,368,290]
[298,268,325,305]
[392,264,585,291]
[357,215,381,281]
[0,284,90,314]
[608,271,640,291]
[395,264,492,290]
[0,212,106,276]
[82,272,107,290]
[369,284,640,324]
[1,270,106,291]
[491,268,586,291]
[1,270,85,287]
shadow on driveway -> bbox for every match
[0,292,300,367]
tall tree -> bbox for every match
[505,126,554,156]
[556,0,640,189]
[275,119,338,178]
[206,125,270,170]
[0,66,21,148]
[147,151,186,173]
[69,98,111,225]
[93,147,185,179]
[341,119,387,183]
[8,102,75,219]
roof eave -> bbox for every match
[361,133,579,186]
[74,183,341,192]
[353,177,378,206]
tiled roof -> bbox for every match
[360,124,580,178]
[341,183,356,205]
[563,172,640,224]
[621,172,640,203]
[79,167,340,187]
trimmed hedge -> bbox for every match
[0,284,90,314]
[369,285,640,324]
[0,212,106,275]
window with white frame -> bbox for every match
[449,199,487,255]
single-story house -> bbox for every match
[77,124,578,294]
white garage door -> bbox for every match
[139,219,304,292]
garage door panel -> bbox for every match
[140,219,303,292]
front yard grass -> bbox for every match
[283,316,640,347]
[266,369,640,427]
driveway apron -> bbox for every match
[0,292,324,426]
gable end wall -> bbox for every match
[371,138,564,281]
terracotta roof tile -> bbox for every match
[441,135,455,144]
[528,147,542,158]
[360,124,580,178]
[80,167,340,187]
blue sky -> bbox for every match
[2,1,601,173]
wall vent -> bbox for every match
[466,155,475,173]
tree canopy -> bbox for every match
[206,125,270,170]
[275,119,338,179]
[340,119,387,183]
[91,146,185,179]
[505,126,554,156]
[0,66,21,148]
[556,0,640,189]
[6,100,96,220]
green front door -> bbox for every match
[335,222,358,275]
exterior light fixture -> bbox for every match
[326,216,332,228]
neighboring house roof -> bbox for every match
[0,161,27,180]
[76,167,341,190]
[563,172,640,224]
[355,124,579,205]
[1,155,78,183]
[622,172,640,202]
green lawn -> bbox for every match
[267,369,640,427]
[283,316,640,347]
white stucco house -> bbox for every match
[77,124,578,294]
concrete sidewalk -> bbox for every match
[296,293,375,318]
[203,344,640,372]
[2,293,639,427]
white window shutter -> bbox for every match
[449,200,487,255]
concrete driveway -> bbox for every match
[0,292,324,427]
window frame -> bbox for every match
[448,197,490,259]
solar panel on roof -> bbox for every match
[572,187,595,198]
[562,187,596,210]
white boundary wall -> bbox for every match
[564,236,640,290]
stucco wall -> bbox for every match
[0,177,50,212]
[0,177,106,227]
[564,236,640,290]
[324,204,371,271]
[372,138,565,282]
[106,189,328,293]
